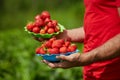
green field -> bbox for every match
[0,0,85,80]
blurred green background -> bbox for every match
[0,0,85,80]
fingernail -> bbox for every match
[56,56,59,59]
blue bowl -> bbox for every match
[36,49,79,62]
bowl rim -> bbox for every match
[36,49,79,56]
[24,23,65,38]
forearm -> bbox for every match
[67,27,85,42]
[80,34,120,65]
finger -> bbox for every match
[42,60,70,69]
[42,60,59,68]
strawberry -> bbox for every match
[52,20,58,27]
[35,14,41,20]
[52,40,63,48]
[39,48,46,54]
[40,29,46,34]
[67,44,77,52]
[44,18,51,24]
[57,39,64,44]
[59,46,67,53]
[32,27,40,33]
[49,37,56,42]
[47,22,54,28]
[47,48,59,54]
[35,47,41,54]
[44,41,52,48]
[35,19,44,27]
[64,41,70,47]
[41,11,50,20]
[55,26,60,32]
[44,25,48,32]
[47,28,55,34]
[26,23,34,31]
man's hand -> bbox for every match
[42,53,81,69]
[42,53,92,69]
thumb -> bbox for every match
[56,55,74,62]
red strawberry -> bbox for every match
[49,37,56,42]
[39,48,46,54]
[57,39,64,44]
[35,14,41,20]
[52,40,63,48]
[47,22,54,28]
[40,29,46,34]
[59,46,67,53]
[26,23,34,31]
[47,28,55,34]
[44,25,48,32]
[35,47,41,54]
[44,41,52,48]
[55,26,60,32]
[67,44,77,52]
[67,47,71,52]
[44,18,51,24]
[35,19,44,27]
[41,11,50,20]
[47,48,59,54]
[52,20,58,27]
[64,41,70,47]
[32,27,40,33]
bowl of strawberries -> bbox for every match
[25,11,65,38]
[35,37,79,62]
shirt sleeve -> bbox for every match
[116,0,120,7]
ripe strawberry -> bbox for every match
[44,41,52,48]
[47,22,54,28]
[26,23,34,31]
[47,28,55,34]
[32,27,40,33]
[52,40,63,48]
[57,39,64,44]
[39,48,46,54]
[55,26,60,32]
[67,44,77,52]
[35,19,44,27]
[41,11,50,20]
[35,47,41,54]
[64,41,70,47]
[40,29,46,34]
[59,46,67,53]
[47,48,59,54]
[67,48,71,52]
[44,18,51,24]
[35,14,41,20]
[44,25,48,32]
[49,37,56,42]
[52,20,58,27]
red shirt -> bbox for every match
[83,0,120,80]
